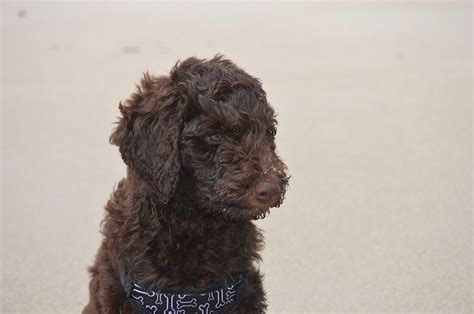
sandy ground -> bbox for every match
[1,1,472,313]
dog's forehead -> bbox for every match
[228,89,268,115]
[197,90,272,127]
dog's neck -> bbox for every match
[111,170,256,291]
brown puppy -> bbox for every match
[84,56,288,313]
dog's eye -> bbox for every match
[205,133,223,144]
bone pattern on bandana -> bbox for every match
[128,275,245,314]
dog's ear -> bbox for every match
[110,73,185,204]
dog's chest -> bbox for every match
[151,222,253,275]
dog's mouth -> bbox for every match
[205,174,290,221]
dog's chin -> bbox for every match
[250,207,272,220]
[204,190,286,221]
[206,204,272,221]
[209,201,271,221]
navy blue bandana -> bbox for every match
[121,273,247,314]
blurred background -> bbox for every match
[1,1,472,313]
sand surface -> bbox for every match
[1,1,472,313]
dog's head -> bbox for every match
[110,56,289,220]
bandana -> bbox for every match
[120,271,247,314]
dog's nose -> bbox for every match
[255,182,281,205]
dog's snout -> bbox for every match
[254,181,281,204]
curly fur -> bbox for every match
[83,56,288,313]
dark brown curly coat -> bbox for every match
[83,56,288,313]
